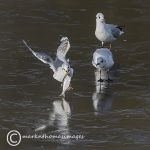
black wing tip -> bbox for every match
[116,25,125,31]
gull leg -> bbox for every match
[101,41,104,47]
[106,70,113,82]
[98,70,104,82]
[109,43,112,49]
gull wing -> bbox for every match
[22,40,56,72]
[56,39,70,62]
[106,24,124,38]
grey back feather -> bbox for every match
[111,27,121,38]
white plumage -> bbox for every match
[95,13,124,47]
[92,48,114,70]
[92,48,114,81]
[23,37,73,97]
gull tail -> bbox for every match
[59,75,71,97]
[116,25,124,35]
[116,25,124,31]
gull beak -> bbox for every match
[64,69,69,75]
[65,71,68,74]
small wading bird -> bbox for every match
[92,48,114,82]
[23,37,73,97]
[95,13,124,48]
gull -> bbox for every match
[92,48,114,82]
[23,37,73,97]
[95,13,124,48]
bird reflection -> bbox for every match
[92,70,113,114]
[35,97,71,143]
[48,97,71,133]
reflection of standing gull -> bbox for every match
[23,37,73,96]
[95,13,124,48]
[92,70,113,114]
[92,48,114,82]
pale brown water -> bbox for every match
[0,0,150,149]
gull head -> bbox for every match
[60,37,69,42]
[96,57,106,68]
[62,63,70,74]
[96,13,105,22]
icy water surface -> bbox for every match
[0,0,150,149]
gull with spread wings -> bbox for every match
[23,37,73,97]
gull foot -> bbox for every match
[67,86,73,91]
[105,78,113,82]
[59,93,65,98]
[98,78,104,82]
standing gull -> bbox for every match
[95,13,124,48]
[23,37,73,97]
[92,48,114,82]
